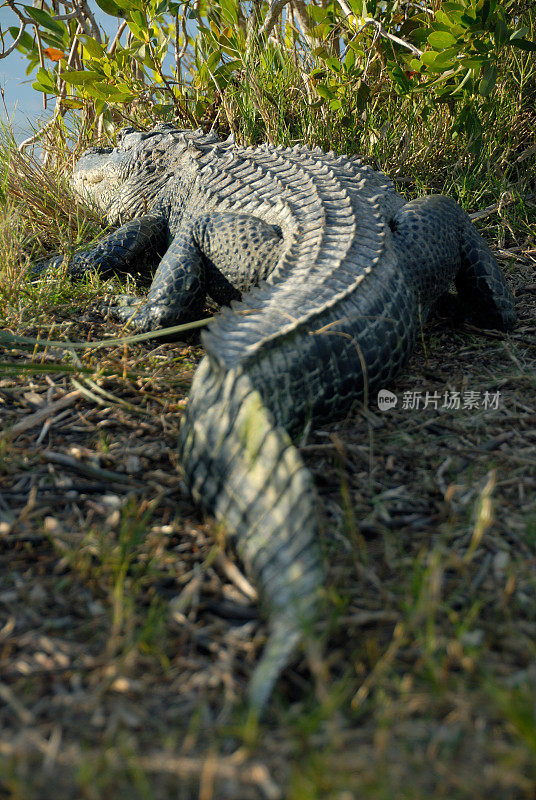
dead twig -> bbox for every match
[8,389,82,435]
[40,449,144,486]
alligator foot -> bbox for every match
[108,296,198,334]
[108,296,155,330]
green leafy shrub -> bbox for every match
[1,0,534,162]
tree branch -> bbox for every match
[0,19,26,58]
[247,0,291,46]
[339,13,423,59]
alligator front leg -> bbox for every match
[33,213,168,279]
[113,212,283,331]
[113,226,209,330]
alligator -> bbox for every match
[40,123,516,711]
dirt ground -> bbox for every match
[0,249,535,799]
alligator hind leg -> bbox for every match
[192,212,283,301]
[455,215,516,331]
[390,195,516,331]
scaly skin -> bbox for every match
[41,124,516,712]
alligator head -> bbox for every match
[72,124,220,225]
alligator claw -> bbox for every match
[108,297,177,333]
[108,296,146,324]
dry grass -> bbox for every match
[0,126,102,262]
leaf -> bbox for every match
[510,38,536,52]
[510,27,529,40]
[132,43,146,61]
[348,41,365,57]
[435,10,464,28]
[479,64,497,97]
[325,57,342,74]
[461,6,477,24]
[206,49,222,71]
[451,67,473,94]
[346,0,364,14]
[86,81,134,101]
[411,27,433,45]
[494,18,508,47]
[435,11,451,26]
[427,30,457,49]
[94,0,127,17]
[459,55,488,68]
[61,98,85,109]
[442,2,466,11]
[219,0,238,26]
[429,22,454,33]
[152,103,175,113]
[130,9,146,30]
[434,81,458,97]
[308,5,327,23]
[8,27,35,53]
[33,67,55,92]
[141,49,157,69]
[43,47,66,62]
[125,0,144,12]
[312,23,329,40]
[77,35,105,59]
[23,6,66,35]
[315,83,336,101]
[420,50,438,66]
[472,39,492,55]
[26,56,40,76]
[128,21,146,41]
[60,69,104,85]
[32,80,57,95]
[434,46,459,66]
[215,58,242,74]
[388,63,412,94]
[344,47,355,70]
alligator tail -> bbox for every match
[178,355,324,711]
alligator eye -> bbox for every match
[82,147,113,156]
[118,127,136,142]
[84,174,104,184]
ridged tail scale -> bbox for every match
[178,142,398,710]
